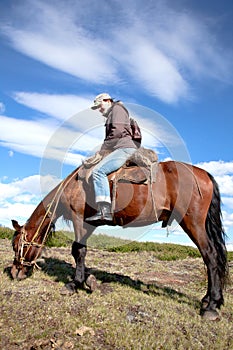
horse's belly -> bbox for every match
[113,182,156,226]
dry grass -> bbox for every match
[1,238,233,350]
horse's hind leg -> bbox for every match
[180,219,224,320]
[198,241,224,320]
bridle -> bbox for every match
[16,222,53,269]
[15,179,65,269]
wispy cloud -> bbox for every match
[1,0,232,104]
[13,92,92,120]
[0,114,56,157]
[115,35,189,102]
[0,108,103,164]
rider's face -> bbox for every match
[98,99,112,115]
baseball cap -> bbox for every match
[91,93,113,109]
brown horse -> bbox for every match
[11,160,228,320]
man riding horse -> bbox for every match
[10,96,228,321]
[85,93,139,223]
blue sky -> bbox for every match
[0,0,233,249]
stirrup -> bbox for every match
[85,202,112,222]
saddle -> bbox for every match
[78,147,158,185]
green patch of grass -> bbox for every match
[227,250,233,261]
[108,240,201,260]
[0,226,14,240]
[45,230,73,247]
[87,233,131,250]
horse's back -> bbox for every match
[158,160,213,189]
[156,160,213,215]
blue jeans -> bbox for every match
[92,148,136,203]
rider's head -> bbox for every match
[91,93,113,115]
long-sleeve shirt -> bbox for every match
[100,103,137,154]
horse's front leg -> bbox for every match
[61,240,89,295]
[72,241,87,286]
[71,218,97,292]
[71,240,97,292]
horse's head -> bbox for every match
[11,220,33,279]
[11,219,54,280]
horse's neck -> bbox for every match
[25,185,63,236]
[25,167,80,234]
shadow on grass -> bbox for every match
[4,266,14,279]
[38,257,201,310]
[37,257,74,284]
[90,267,200,310]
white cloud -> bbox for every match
[191,161,233,240]
[0,114,56,158]
[0,174,61,227]
[13,92,92,121]
[0,202,37,228]
[196,160,233,176]
[196,161,233,196]
[227,244,233,252]
[0,174,60,201]
[216,176,233,196]
[0,110,103,164]
[116,36,189,103]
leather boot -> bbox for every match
[86,202,112,222]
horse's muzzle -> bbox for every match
[10,263,31,280]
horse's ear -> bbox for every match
[12,220,21,231]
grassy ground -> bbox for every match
[0,230,233,349]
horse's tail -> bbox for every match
[206,173,229,288]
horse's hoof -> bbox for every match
[85,274,97,292]
[11,265,18,279]
[201,301,209,310]
[17,269,27,280]
[201,310,220,321]
[60,282,77,295]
